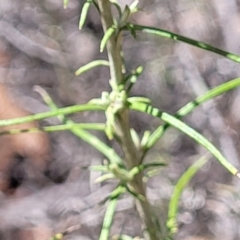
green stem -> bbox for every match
[97,0,122,92]
[96,1,159,239]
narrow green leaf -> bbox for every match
[167,155,209,236]
[105,107,115,140]
[139,162,166,169]
[99,199,118,240]
[121,66,143,91]
[0,104,105,127]
[75,60,109,76]
[99,184,126,206]
[63,0,69,9]
[128,96,151,104]
[72,127,123,165]
[79,1,92,29]
[125,184,146,201]
[177,77,240,117]
[100,26,116,52]
[35,88,123,166]
[127,67,143,91]
[131,24,240,63]
[129,162,166,179]
[89,165,109,172]
[141,130,151,149]
[147,77,240,150]
[0,123,105,136]
[109,163,132,182]
[129,0,139,13]
[34,85,60,116]
[95,173,115,183]
[129,101,240,178]
[126,23,137,39]
[130,128,140,148]
[109,0,122,17]
[99,185,125,240]
[118,5,131,28]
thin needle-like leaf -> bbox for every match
[99,185,125,240]
[72,127,123,165]
[110,0,122,17]
[147,77,240,150]
[63,0,69,9]
[75,60,109,76]
[100,26,116,52]
[36,87,123,166]
[0,104,105,127]
[79,0,92,29]
[129,101,240,178]
[0,123,105,135]
[167,155,209,236]
[130,24,240,63]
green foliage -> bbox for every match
[79,0,92,29]
[2,1,240,239]
[63,0,69,9]
[129,101,240,177]
[167,155,209,237]
[75,60,109,76]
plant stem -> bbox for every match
[96,1,159,239]
[97,0,122,92]
[117,100,160,240]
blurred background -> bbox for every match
[0,0,240,239]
